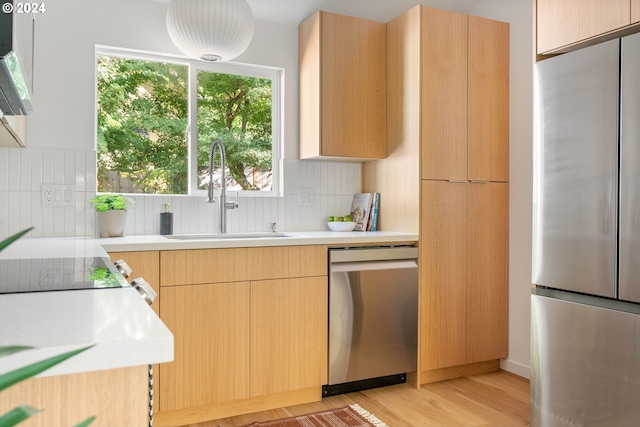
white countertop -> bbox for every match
[97,230,418,252]
[0,230,416,377]
[0,236,173,378]
[0,287,173,377]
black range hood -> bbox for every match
[0,1,34,116]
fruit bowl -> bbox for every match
[327,221,357,232]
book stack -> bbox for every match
[350,192,380,231]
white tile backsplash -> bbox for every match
[0,148,362,237]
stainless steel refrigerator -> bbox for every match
[533,32,640,426]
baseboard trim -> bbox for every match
[500,358,531,379]
[154,386,322,427]
[419,360,500,384]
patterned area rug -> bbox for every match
[241,404,388,427]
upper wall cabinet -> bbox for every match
[299,11,386,160]
[420,8,509,182]
[537,0,631,54]
[633,0,640,23]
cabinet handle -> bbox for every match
[470,180,490,184]
[448,180,468,183]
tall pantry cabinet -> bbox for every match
[363,5,509,384]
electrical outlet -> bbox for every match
[298,188,314,207]
[41,185,75,207]
[43,187,54,204]
[40,269,73,287]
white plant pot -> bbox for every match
[97,210,127,237]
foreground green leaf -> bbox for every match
[0,228,33,252]
[73,416,96,427]
[0,345,94,392]
[0,405,40,427]
[0,347,34,358]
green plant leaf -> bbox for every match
[89,194,133,211]
[0,345,94,392]
[0,228,33,252]
[73,416,96,427]
[0,346,35,358]
[0,405,41,427]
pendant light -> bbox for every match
[166,0,254,62]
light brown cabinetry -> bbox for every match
[420,181,508,371]
[363,5,509,384]
[298,11,386,160]
[160,281,251,411]
[250,277,327,397]
[421,9,509,181]
[155,246,328,427]
[467,16,510,182]
[634,0,640,23]
[536,0,631,54]
[108,251,160,316]
[0,366,149,427]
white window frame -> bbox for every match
[95,45,284,198]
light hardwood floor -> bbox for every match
[183,370,530,427]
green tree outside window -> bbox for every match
[96,54,274,195]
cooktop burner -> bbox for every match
[0,256,128,294]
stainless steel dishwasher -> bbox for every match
[324,245,418,396]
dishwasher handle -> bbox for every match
[331,259,418,273]
[330,246,418,263]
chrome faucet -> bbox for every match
[207,139,238,233]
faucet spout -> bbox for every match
[207,139,238,233]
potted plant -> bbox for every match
[89,194,134,238]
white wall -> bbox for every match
[470,0,534,378]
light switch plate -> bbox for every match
[41,184,75,207]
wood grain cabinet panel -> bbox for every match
[468,16,510,182]
[250,277,328,397]
[420,7,468,181]
[160,245,327,286]
[159,281,251,411]
[362,6,421,233]
[537,0,630,54]
[0,366,149,427]
[420,180,467,370]
[299,11,386,160]
[108,251,160,315]
[420,181,509,371]
[363,5,509,382]
[466,182,509,363]
[155,245,329,424]
[420,9,509,182]
[634,0,640,23]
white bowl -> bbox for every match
[327,221,356,232]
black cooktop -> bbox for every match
[0,256,128,294]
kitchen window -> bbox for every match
[95,47,283,197]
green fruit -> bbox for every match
[344,215,352,222]
[335,216,344,222]
[328,216,335,222]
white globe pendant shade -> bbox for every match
[166,0,254,62]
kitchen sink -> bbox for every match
[164,232,289,240]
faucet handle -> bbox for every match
[206,184,216,203]
[225,193,239,210]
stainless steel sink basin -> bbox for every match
[164,232,288,240]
